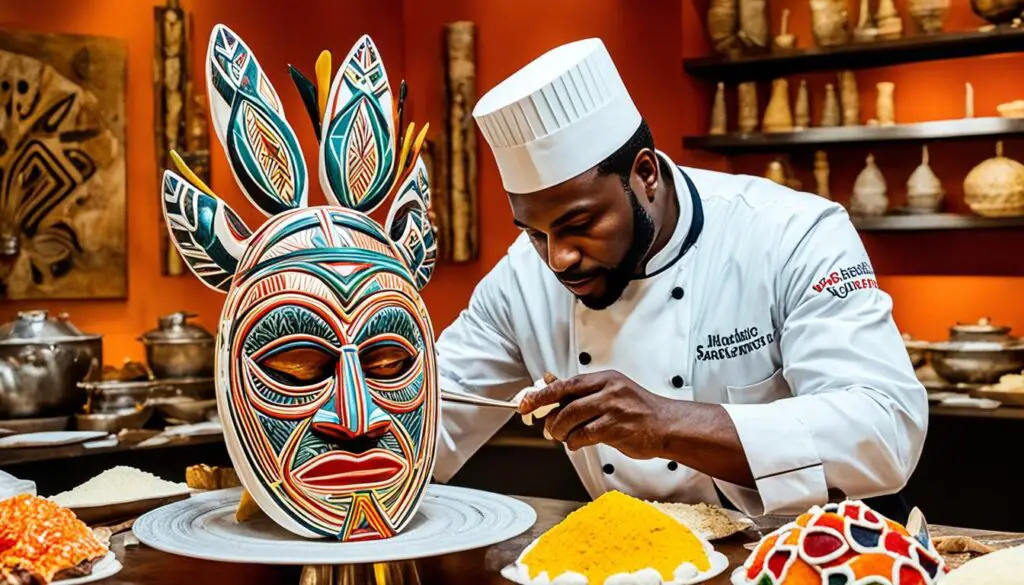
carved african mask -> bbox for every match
[161,25,437,540]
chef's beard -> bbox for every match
[573,184,656,311]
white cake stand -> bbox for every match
[133,485,537,585]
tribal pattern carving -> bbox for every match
[163,25,436,541]
[0,35,126,300]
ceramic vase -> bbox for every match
[876,82,895,126]
[839,71,860,126]
[851,154,888,216]
[906,146,944,213]
[763,79,794,133]
[810,0,851,46]
[909,0,950,33]
[708,0,740,54]
[876,0,904,39]
[738,81,759,133]
[795,80,811,130]
[821,83,841,127]
[710,82,727,135]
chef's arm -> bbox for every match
[713,206,928,517]
[660,402,754,488]
[431,257,533,483]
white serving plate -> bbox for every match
[133,484,536,564]
[0,431,109,449]
[54,552,122,585]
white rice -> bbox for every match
[49,466,188,507]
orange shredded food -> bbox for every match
[521,491,710,584]
[0,494,107,583]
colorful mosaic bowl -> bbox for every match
[732,501,947,585]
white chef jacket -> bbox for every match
[432,151,928,517]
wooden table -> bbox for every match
[99,496,1024,585]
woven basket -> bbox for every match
[964,141,1024,217]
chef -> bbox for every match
[431,38,928,521]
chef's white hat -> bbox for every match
[473,38,642,194]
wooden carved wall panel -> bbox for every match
[155,0,208,276]
[442,21,477,263]
[0,30,127,300]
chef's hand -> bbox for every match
[519,370,679,459]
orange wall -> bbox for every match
[682,0,1024,342]
[2,0,1018,363]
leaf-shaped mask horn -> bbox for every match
[319,35,399,214]
[385,155,436,290]
[161,153,252,293]
[206,24,309,216]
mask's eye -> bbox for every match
[257,344,337,386]
[359,343,416,381]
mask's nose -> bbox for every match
[311,346,392,442]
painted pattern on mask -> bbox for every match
[161,24,436,541]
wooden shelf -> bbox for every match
[684,117,1024,153]
[684,26,1024,83]
[852,213,1024,231]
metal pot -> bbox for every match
[0,310,102,419]
[903,334,928,369]
[139,312,215,379]
[927,341,1024,385]
[79,377,214,415]
[948,317,1014,344]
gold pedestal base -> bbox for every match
[299,561,422,585]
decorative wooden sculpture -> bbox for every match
[154,0,209,277]
[821,83,841,127]
[876,81,895,126]
[775,9,796,49]
[443,22,478,263]
[965,82,975,118]
[839,71,860,126]
[710,82,727,135]
[708,0,740,54]
[963,141,1024,217]
[853,0,879,42]
[909,0,951,33]
[738,81,759,133]
[164,26,438,540]
[876,0,904,39]
[739,0,770,51]
[763,79,793,133]
[814,151,832,199]
[810,0,851,47]
[851,154,889,216]
[907,145,944,213]
[154,0,186,276]
[0,29,126,300]
[795,80,810,130]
